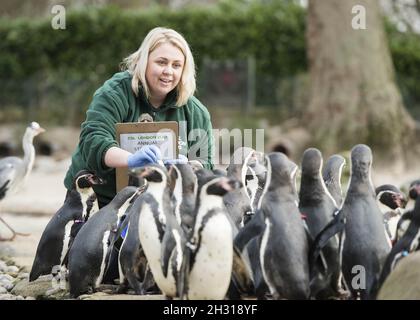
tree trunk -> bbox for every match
[305,0,415,161]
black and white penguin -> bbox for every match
[115,194,151,295]
[396,180,420,241]
[260,152,310,299]
[376,180,420,293]
[322,154,346,208]
[375,184,408,244]
[299,148,342,299]
[237,152,310,299]
[186,175,242,300]
[168,163,197,233]
[341,144,391,300]
[224,147,260,228]
[29,170,104,282]
[67,186,138,297]
[120,165,187,298]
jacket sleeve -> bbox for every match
[187,100,215,170]
[78,89,128,175]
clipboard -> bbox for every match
[115,121,178,192]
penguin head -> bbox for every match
[409,180,420,200]
[129,164,169,185]
[350,144,373,179]
[323,154,346,181]
[301,148,323,178]
[227,147,255,179]
[266,152,298,189]
[205,176,242,197]
[73,170,105,190]
[246,151,266,178]
[376,184,408,209]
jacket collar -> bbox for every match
[138,86,179,113]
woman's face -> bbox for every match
[146,42,185,103]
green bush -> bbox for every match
[0,2,418,124]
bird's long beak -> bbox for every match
[36,127,46,134]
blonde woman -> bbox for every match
[64,27,214,207]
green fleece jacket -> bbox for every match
[64,71,214,206]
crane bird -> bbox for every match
[0,122,45,241]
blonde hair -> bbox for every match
[121,27,196,107]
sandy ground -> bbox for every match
[0,155,418,271]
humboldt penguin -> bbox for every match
[224,147,260,228]
[237,152,310,299]
[29,170,103,282]
[67,186,138,297]
[168,163,197,233]
[376,180,420,294]
[186,175,242,300]
[341,144,391,300]
[375,184,408,244]
[259,152,310,299]
[299,148,341,299]
[322,154,346,208]
[120,165,187,298]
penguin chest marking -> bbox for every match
[60,220,74,264]
[138,203,176,297]
[95,230,111,288]
[260,217,276,296]
[188,214,233,300]
[173,177,183,226]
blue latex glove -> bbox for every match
[127,145,162,168]
[163,154,188,165]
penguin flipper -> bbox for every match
[177,242,191,299]
[231,246,255,296]
[161,229,177,278]
[308,210,346,278]
[234,209,265,252]
[0,180,10,200]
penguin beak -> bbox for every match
[35,126,46,136]
[88,174,105,185]
[393,194,408,209]
[130,167,153,179]
[139,167,153,178]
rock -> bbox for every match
[11,275,54,298]
[377,252,420,300]
[6,266,19,273]
[4,283,14,291]
[7,272,19,278]
[0,287,7,294]
[0,294,17,300]
[0,260,7,272]
[18,273,29,280]
[0,274,14,282]
[0,280,12,289]
[79,293,165,300]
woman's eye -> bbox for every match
[157,60,166,65]
[173,64,182,69]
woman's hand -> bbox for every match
[127,145,162,168]
[163,154,188,165]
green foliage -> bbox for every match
[0,3,419,125]
[0,3,307,80]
